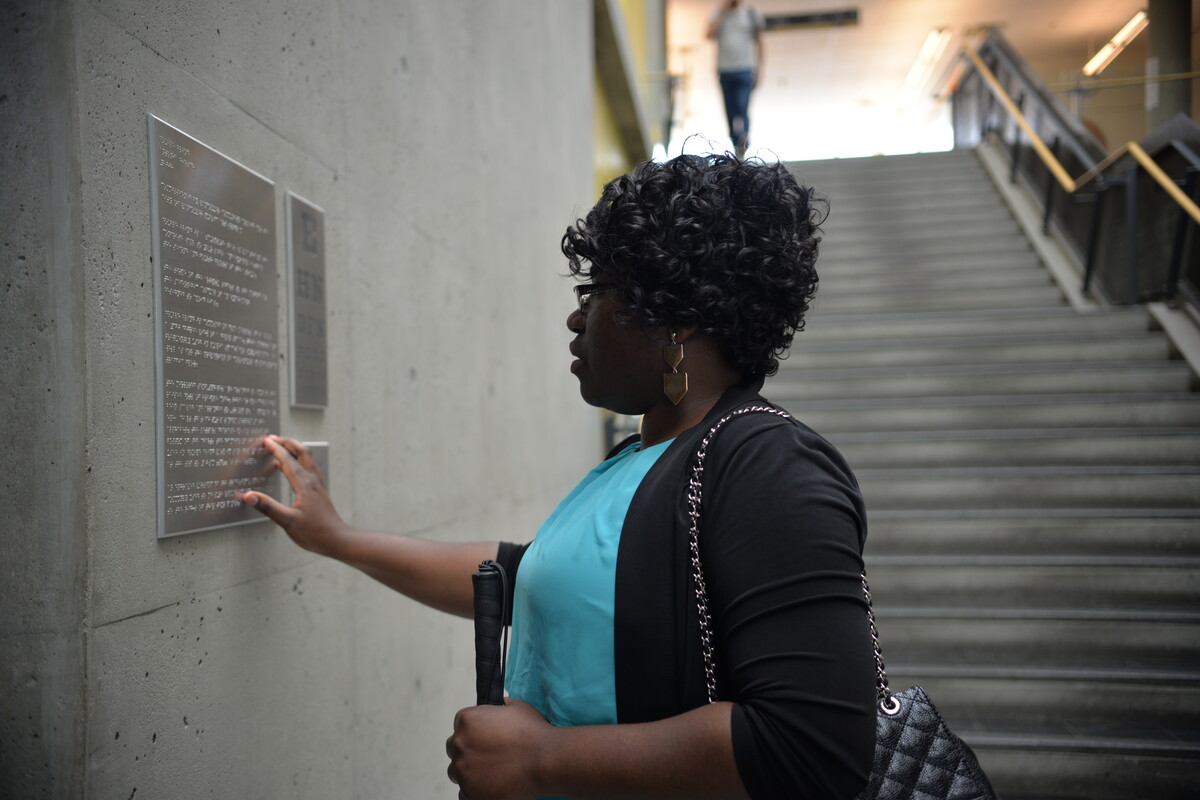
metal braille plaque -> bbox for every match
[287,192,328,408]
[149,115,281,537]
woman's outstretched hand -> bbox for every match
[446,699,553,800]
[239,435,348,558]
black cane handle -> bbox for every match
[471,560,507,706]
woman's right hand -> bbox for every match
[239,434,349,558]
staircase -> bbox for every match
[772,149,1200,800]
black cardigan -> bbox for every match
[497,380,876,799]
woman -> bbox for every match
[707,1,766,156]
[240,154,877,799]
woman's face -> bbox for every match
[567,281,668,415]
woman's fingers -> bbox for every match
[238,490,296,528]
[268,434,306,463]
[239,434,349,556]
[261,436,314,492]
[267,435,322,476]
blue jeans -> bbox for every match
[718,69,755,148]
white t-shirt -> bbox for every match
[713,5,765,73]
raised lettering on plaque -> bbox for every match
[149,115,280,537]
[287,193,328,408]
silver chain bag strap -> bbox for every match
[686,405,997,800]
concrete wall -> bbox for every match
[1,1,599,797]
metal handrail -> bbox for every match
[972,36,1101,169]
[964,45,1077,192]
[961,42,1200,304]
[966,43,1200,219]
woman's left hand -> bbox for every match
[446,698,553,800]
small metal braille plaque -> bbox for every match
[287,192,328,409]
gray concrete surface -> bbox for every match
[1,1,600,797]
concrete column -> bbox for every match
[1147,0,1193,130]
[0,2,88,795]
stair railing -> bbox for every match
[952,32,1200,310]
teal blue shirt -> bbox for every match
[505,438,674,728]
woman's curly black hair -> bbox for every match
[562,153,825,377]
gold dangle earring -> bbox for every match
[663,331,688,405]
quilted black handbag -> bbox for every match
[686,406,998,800]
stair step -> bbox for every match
[872,610,1200,672]
[816,167,997,191]
[785,333,1172,369]
[824,192,1008,216]
[819,266,1053,293]
[783,393,1200,432]
[799,307,1150,341]
[866,563,1199,611]
[889,664,1200,685]
[790,149,979,173]
[820,239,1032,262]
[809,284,1066,312]
[824,234,1032,260]
[820,256,1042,281]
[883,671,1200,732]
[867,507,1200,520]
[820,248,1046,273]
[858,468,1200,510]
[863,516,1200,557]
[798,176,986,196]
[819,249,1043,271]
[968,731,1200,757]
[836,427,1200,466]
[802,176,991,193]
[822,215,1022,240]
[821,208,1013,235]
[868,554,1200,567]
[825,179,1001,204]
[970,744,1200,800]
[808,158,987,180]
[821,193,1007,218]
[775,362,1193,399]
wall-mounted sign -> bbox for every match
[149,114,280,537]
[287,193,328,408]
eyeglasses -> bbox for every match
[574,282,618,313]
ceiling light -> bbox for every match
[1083,10,1148,76]
[901,27,953,97]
